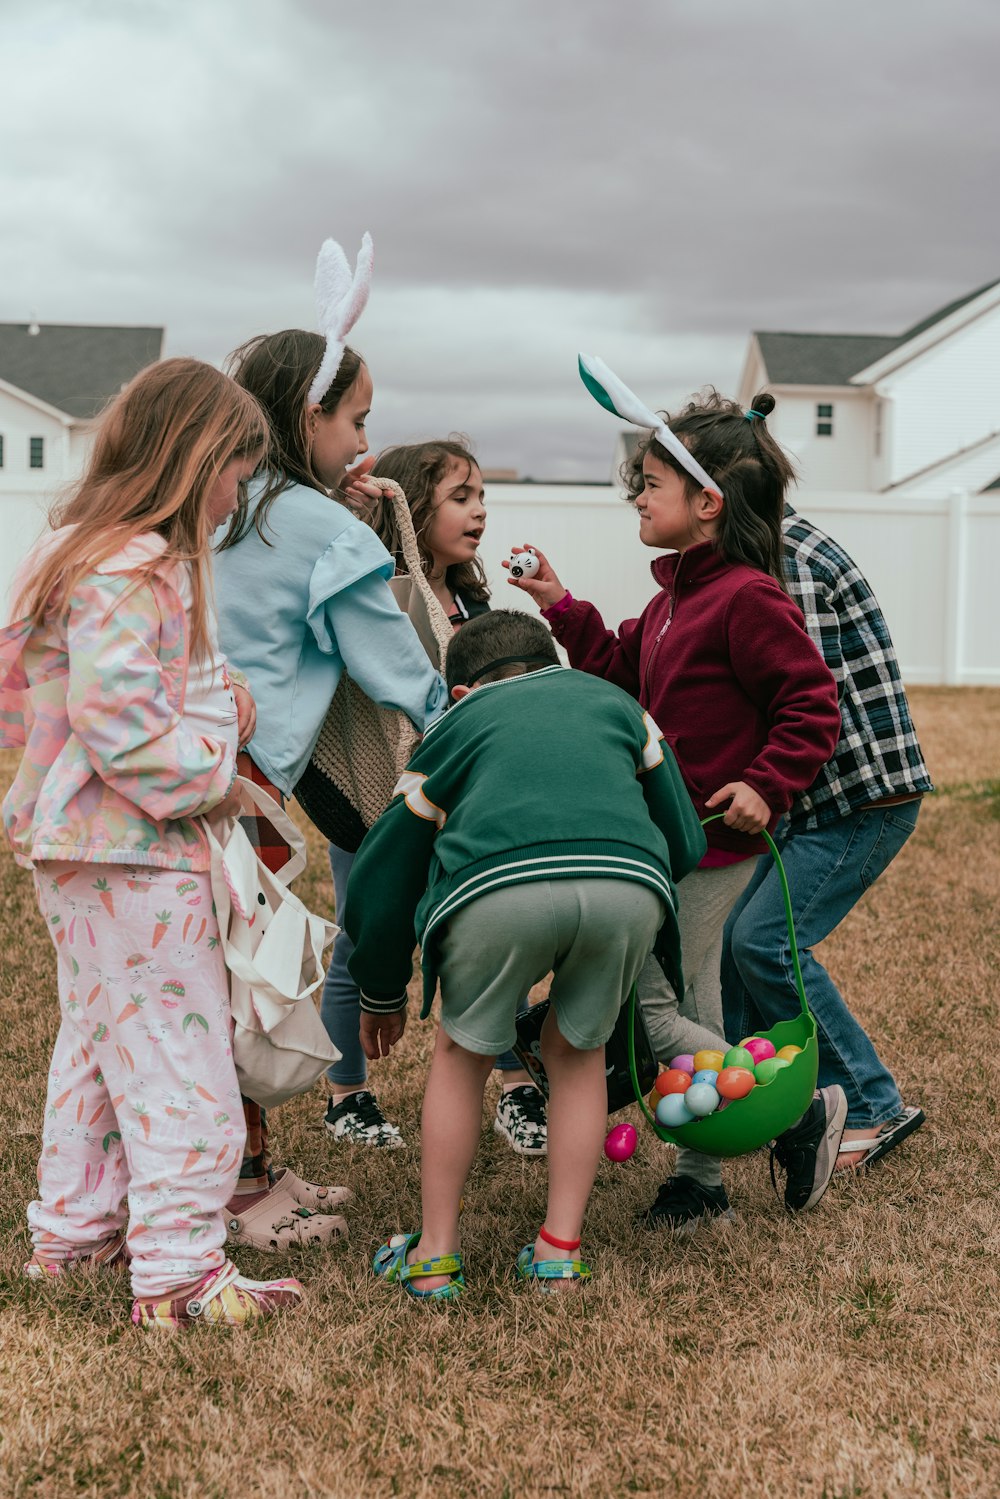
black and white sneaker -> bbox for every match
[770,1084,848,1212]
[641,1176,734,1233]
[323,1091,404,1148]
[494,1085,548,1156]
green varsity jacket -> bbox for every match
[344,665,707,1017]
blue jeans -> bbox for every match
[320,843,522,1086]
[721,800,921,1129]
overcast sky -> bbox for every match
[2,0,997,477]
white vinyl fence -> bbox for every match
[3,484,998,686]
[479,484,1000,687]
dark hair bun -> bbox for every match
[751,391,776,418]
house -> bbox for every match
[0,321,163,483]
[0,321,162,607]
[737,279,1000,498]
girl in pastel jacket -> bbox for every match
[0,358,303,1329]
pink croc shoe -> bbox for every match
[131,1259,303,1330]
[24,1231,129,1279]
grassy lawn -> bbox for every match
[1,687,998,1499]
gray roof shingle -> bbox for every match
[755,277,1000,387]
[754,332,901,387]
[0,323,164,419]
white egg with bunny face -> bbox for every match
[507,548,540,579]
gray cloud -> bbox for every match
[2,0,997,475]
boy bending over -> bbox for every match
[344,610,705,1298]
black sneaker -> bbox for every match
[770,1084,847,1212]
[641,1176,734,1232]
[494,1085,548,1156]
[323,1091,403,1148]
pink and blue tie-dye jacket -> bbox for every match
[0,531,237,872]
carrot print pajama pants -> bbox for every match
[29,861,247,1299]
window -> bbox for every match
[816,403,834,438]
[29,436,44,468]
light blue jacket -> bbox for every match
[214,479,447,795]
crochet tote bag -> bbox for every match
[207,777,340,1109]
[295,478,453,851]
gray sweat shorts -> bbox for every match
[435,877,666,1055]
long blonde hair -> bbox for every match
[16,358,267,660]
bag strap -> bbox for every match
[373,477,455,667]
[221,775,308,886]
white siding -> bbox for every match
[0,388,70,488]
[736,339,768,407]
[765,388,875,492]
[877,301,1000,487]
[0,389,87,616]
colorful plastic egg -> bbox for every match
[604,1122,638,1161]
[693,1049,726,1073]
[656,1093,695,1128]
[691,1069,719,1087]
[753,1056,790,1085]
[742,1037,777,1066]
[655,1068,692,1097]
[685,1082,721,1117]
[669,1053,696,1075]
[723,1046,755,1072]
[648,1089,661,1114]
[716,1066,756,1100]
[776,1045,802,1062]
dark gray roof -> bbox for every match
[754,332,901,386]
[984,474,1000,491]
[755,277,1000,387]
[899,278,1000,342]
[0,322,164,418]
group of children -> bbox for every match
[0,239,929,1323]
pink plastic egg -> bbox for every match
[604,1122,638,1162]
[669,1053,696,1075]
[742,1037,777,1066]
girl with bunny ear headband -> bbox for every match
[506,367,841,1230]
[212,234,450,1230]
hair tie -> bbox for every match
[307,232,374,407]
[577,354,723,499]
[745,409,766,421]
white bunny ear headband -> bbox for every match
[307,232,375,407]
[577,353,723,499]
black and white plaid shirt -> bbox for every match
[783,508,932,830]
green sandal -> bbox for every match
[515,1243,591,1291]
[373,1232,465,1302]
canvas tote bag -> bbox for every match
[295,478,454,850]
[207,777,340,1108]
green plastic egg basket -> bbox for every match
[629,820,819,1159]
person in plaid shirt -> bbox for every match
[723,506,932,1176]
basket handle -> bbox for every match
[371,477,455,667]
[627,817,810,1126]
[699,817,810,1020]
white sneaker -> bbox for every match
[323,1090,404,1147]
[494,1085,548,1156]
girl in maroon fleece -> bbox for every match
[506,387,841,1230]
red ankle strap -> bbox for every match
[538,1225,581,1252]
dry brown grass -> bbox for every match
[1,687,998,1499]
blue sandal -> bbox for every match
[515,1243,592,1291]
[373,1232,465,1302]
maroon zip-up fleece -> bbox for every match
[544,541,841,856]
